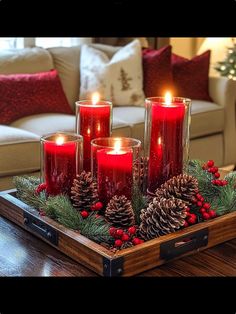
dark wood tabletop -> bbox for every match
[0,215,236,277]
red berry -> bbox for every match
[94,202,103,210]
[207,160,214,167]
[188,217,197,224]
[200,207,206,214]
[186,212,192,217]
[211,180,216,185]
[183,221,189,227]
[35,183,47,194]
[203,212,210,220]
[214,172,220,178]
[222,180,228,186]
[109,227,116,237]
[197,201,203,207]
[114,239,123,247]
[81,210,89,218]
[116,229,124,237]
[202,164,207,170]
[212,167,218,173]
[219,180,225,186]
[200,196,204,202]
[203,202,211,210]
[132,237,142,245]
[209,210,217,218]
[215,180,221,185]
[208,168,213,173]
[185,207,190,212]
[121,233,129,242]
[196,193,202,200]
[192,197,197,203]
[128,226,136,235]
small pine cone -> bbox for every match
[71,171,98,211]
[139,197,187,240]
[155,174,198,205]
[105,195,135,228]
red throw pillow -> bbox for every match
[0,69,73,125]
[142,45,173,97]
[171,50,212,101]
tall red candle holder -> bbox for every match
[144,94,191,194]
[40,132,83,196]
[91,137,141,206]
[75,93,112,172]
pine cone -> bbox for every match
[71,171,98,211]
[139,197,187,240]
[155,174,198,205]
[105,195,135,228]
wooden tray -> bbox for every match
[0,189,236,276]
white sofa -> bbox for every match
[1,45,236,191]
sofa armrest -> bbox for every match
[209,76,236,165]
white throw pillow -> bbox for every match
[79,39,145,106]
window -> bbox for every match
[35,38,92,48]
[0,38,92,49]
[0,37,24,49]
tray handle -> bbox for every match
[160,228,208,260]
[23,211,58,246]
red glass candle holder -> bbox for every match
[144,96,191,194]
[40,132,83,196]
[75,99,112,172]
[91,137,141,206]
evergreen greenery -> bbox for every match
[13,176,112,244]
[215,38,236,80]
[187,159,236,215]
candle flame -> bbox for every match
[92,92,100,105]
[164,91,172,105]
[87,128,91,135]
[114,139,121,153]
[158,137,162,145]
[56,136,65,145]
[97,123,101,132]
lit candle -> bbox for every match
[76,93,112,172]
[147,92,186,193]
[41,132,83,195]
[96,138,133,205]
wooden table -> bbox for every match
[0,215,236,277]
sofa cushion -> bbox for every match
[142,46,173,97]
[11,113,132,138]
[0,125,40,177]
[48,44,120,110]
[113,101,224,141]
[172,50,212,101]
[190,100,224,138]
[79,39,145,106]
[48,46,81,111]
[0,69,73,125]
[0,47,53,74]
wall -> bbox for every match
[170,37,205,58]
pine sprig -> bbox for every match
[13,176,46,209]
[13,176,112,244]
[79,213,113,243]
[211,183,236,216]
[132,186,148,224]
[187,159,221,202]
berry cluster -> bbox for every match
[184,192,216,227]
[109,226,144,248]
[35,183,47,195]
[202,160,228,186]
[80,202,103,219]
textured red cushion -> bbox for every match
[171,50,212,101]
[0,69,73,125]
[142,45,173,97]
